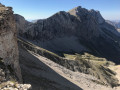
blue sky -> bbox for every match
[0,0,120,20]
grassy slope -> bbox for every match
[64,53,118,87]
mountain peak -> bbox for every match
[74,6,82,9]
[68,6,87,14]
[89,9,99,12]
[68,6,105,24]
[57,11,68,15]
[89,9,105,24]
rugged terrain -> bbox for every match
[18,37,120,90]
[15,6,120,64]
[14,6,120,89]
[1,3,120,90]
[0,3,22,82]
[14,14,31,36]
[106,20,120,30]
[0,3,31,90]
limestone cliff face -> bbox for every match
[68,6,105,24]
[14,14,30,36]
[16,6,120,63]
[0,4,22,82]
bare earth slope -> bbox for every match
[18,38,120,90]
[19,43,120,90]
[19,44,82,90]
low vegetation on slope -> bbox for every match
[64,53,119,87]
[18,38,119,87]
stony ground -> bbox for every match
[0,81,31,90]
[31,51,120,90]
[19,46,120,90]
[0,57,31,90]
[109,65,120,90]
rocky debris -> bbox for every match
[0,3,22,82]
[16,6,120,64]
[64,53,119,87]
[0,58,31,90]
[19,41,120,90]
[0,81,31,90]
[18,38,119,87]
[0,68,6,84]
[0,58,12,84]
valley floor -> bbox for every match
[19,46,120,90]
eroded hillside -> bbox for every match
[18,37,120,90]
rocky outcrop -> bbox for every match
[0,3,32,90]
[0,58,31,90]
[0,81,31,90]
[16,6,120,64]
[0,4,22,82]
[69,6,105,24]
[14,14,31,36]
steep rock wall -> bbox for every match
[15,6,120,63]
[0,4,22,82]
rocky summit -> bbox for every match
[16,6,120,64]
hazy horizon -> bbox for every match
[0,0,120,21]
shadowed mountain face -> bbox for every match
[14,14,31,36]
[106,20,120,29]
[15,6,120,64]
